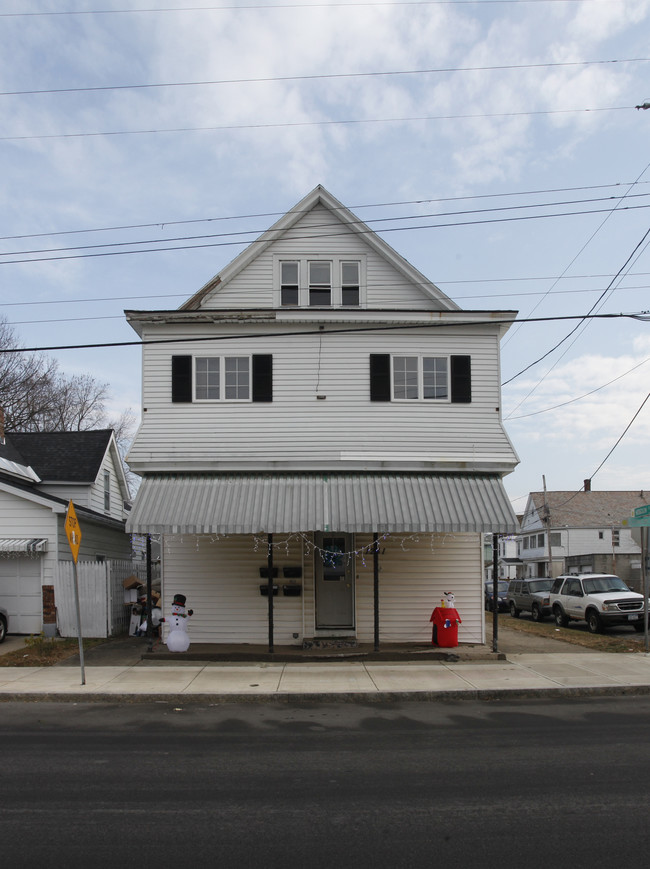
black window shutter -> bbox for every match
[370,354,391,401]
[451,355,471,403]
[252,354,273,402]
[171,355,193,403]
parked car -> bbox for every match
[0,606,7,643]
[549,573,647,634]
[484,580,510,612]
[508,578,554,622]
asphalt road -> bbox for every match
[1,697,649,868]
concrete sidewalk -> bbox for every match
[1,651,650,702]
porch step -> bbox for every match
[302,637,358,650]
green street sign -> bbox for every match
[634,504,650,518]
[624,515,650,527]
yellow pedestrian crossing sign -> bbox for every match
[65,500,82,563]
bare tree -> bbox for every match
[0,317,139,492]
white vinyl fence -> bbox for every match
[55,559,148,638]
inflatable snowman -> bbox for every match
[165,593,194,652]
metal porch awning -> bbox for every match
[126,473,517,535]
[0,538,48,553]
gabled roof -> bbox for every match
[4,430,115,483]
[524,490,650,528]
[180,185,460,312]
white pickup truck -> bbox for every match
[549,574,647,634]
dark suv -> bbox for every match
[508,578,553,622]
[484,580,510,612]
[549,573,647,633]
[0,606,7,643]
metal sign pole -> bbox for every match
[72,559,86,685]
[65,500,85,685]
[643,525,649,655]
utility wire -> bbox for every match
[3,192,648,260]
[3,202,650,267]
[590,392,650,482]
[0,1,624,18]
[506,357,650,420]
[0,104,632,142]
[0,311,643,355]
[4,58,646,97]
[3,180,646,243]
[3,281,649,314]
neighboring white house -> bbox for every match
[125,186,519,649]
[0,429,133,634]
[484,533,521,583]
[517,487,648,589]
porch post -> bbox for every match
[267,533,274,654]
[145,534,153,652]
[373,532,380,652]
[492,532,499,653]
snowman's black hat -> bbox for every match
[172,594,187,606]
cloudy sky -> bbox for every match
[1,0,649,514]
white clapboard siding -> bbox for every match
[161,534,306,645]
[159,531,484,645]
[201,204,440,310]
[355,533,484,644]
[0,487,59,590]
[129,323,516,472]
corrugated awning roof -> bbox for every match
[127,473,517,535]
[0,538,48,553]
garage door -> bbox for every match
[0,557,42,634]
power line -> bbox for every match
[0,1,622,19]
[3,281,649,315]
[3,192,648,260]
[0,104,632,143]
[590,391,650,482]
[0,311,643,355]
[3,181,646,243]
[4,58,646,97]
[3,201,650,267]
[506,357,650,419]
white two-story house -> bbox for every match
[125,186,519,649]
[517,487,648,589]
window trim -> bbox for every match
[274,255,366,307]
[103,470,110,512]
[172,354,272,403]
[370,353,471,403]
[391,354,450,402]
[194,355,252,402]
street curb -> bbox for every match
[2,684,650,704]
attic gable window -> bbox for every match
[103,470,110,512]
[281,261,299,306]
[276,256,364,307]
[341,261,360,306]
[309,261,331,306]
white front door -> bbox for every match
[315,534,355,630]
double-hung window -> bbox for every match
[392,355,449,401]
[276,256,364,307]
[280,261,299,306]
[309,261,332,306]
[341,261,360,306]
[195,356,250,401]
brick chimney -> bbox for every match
[583,478,591,492]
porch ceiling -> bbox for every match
[126,473,517,535]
